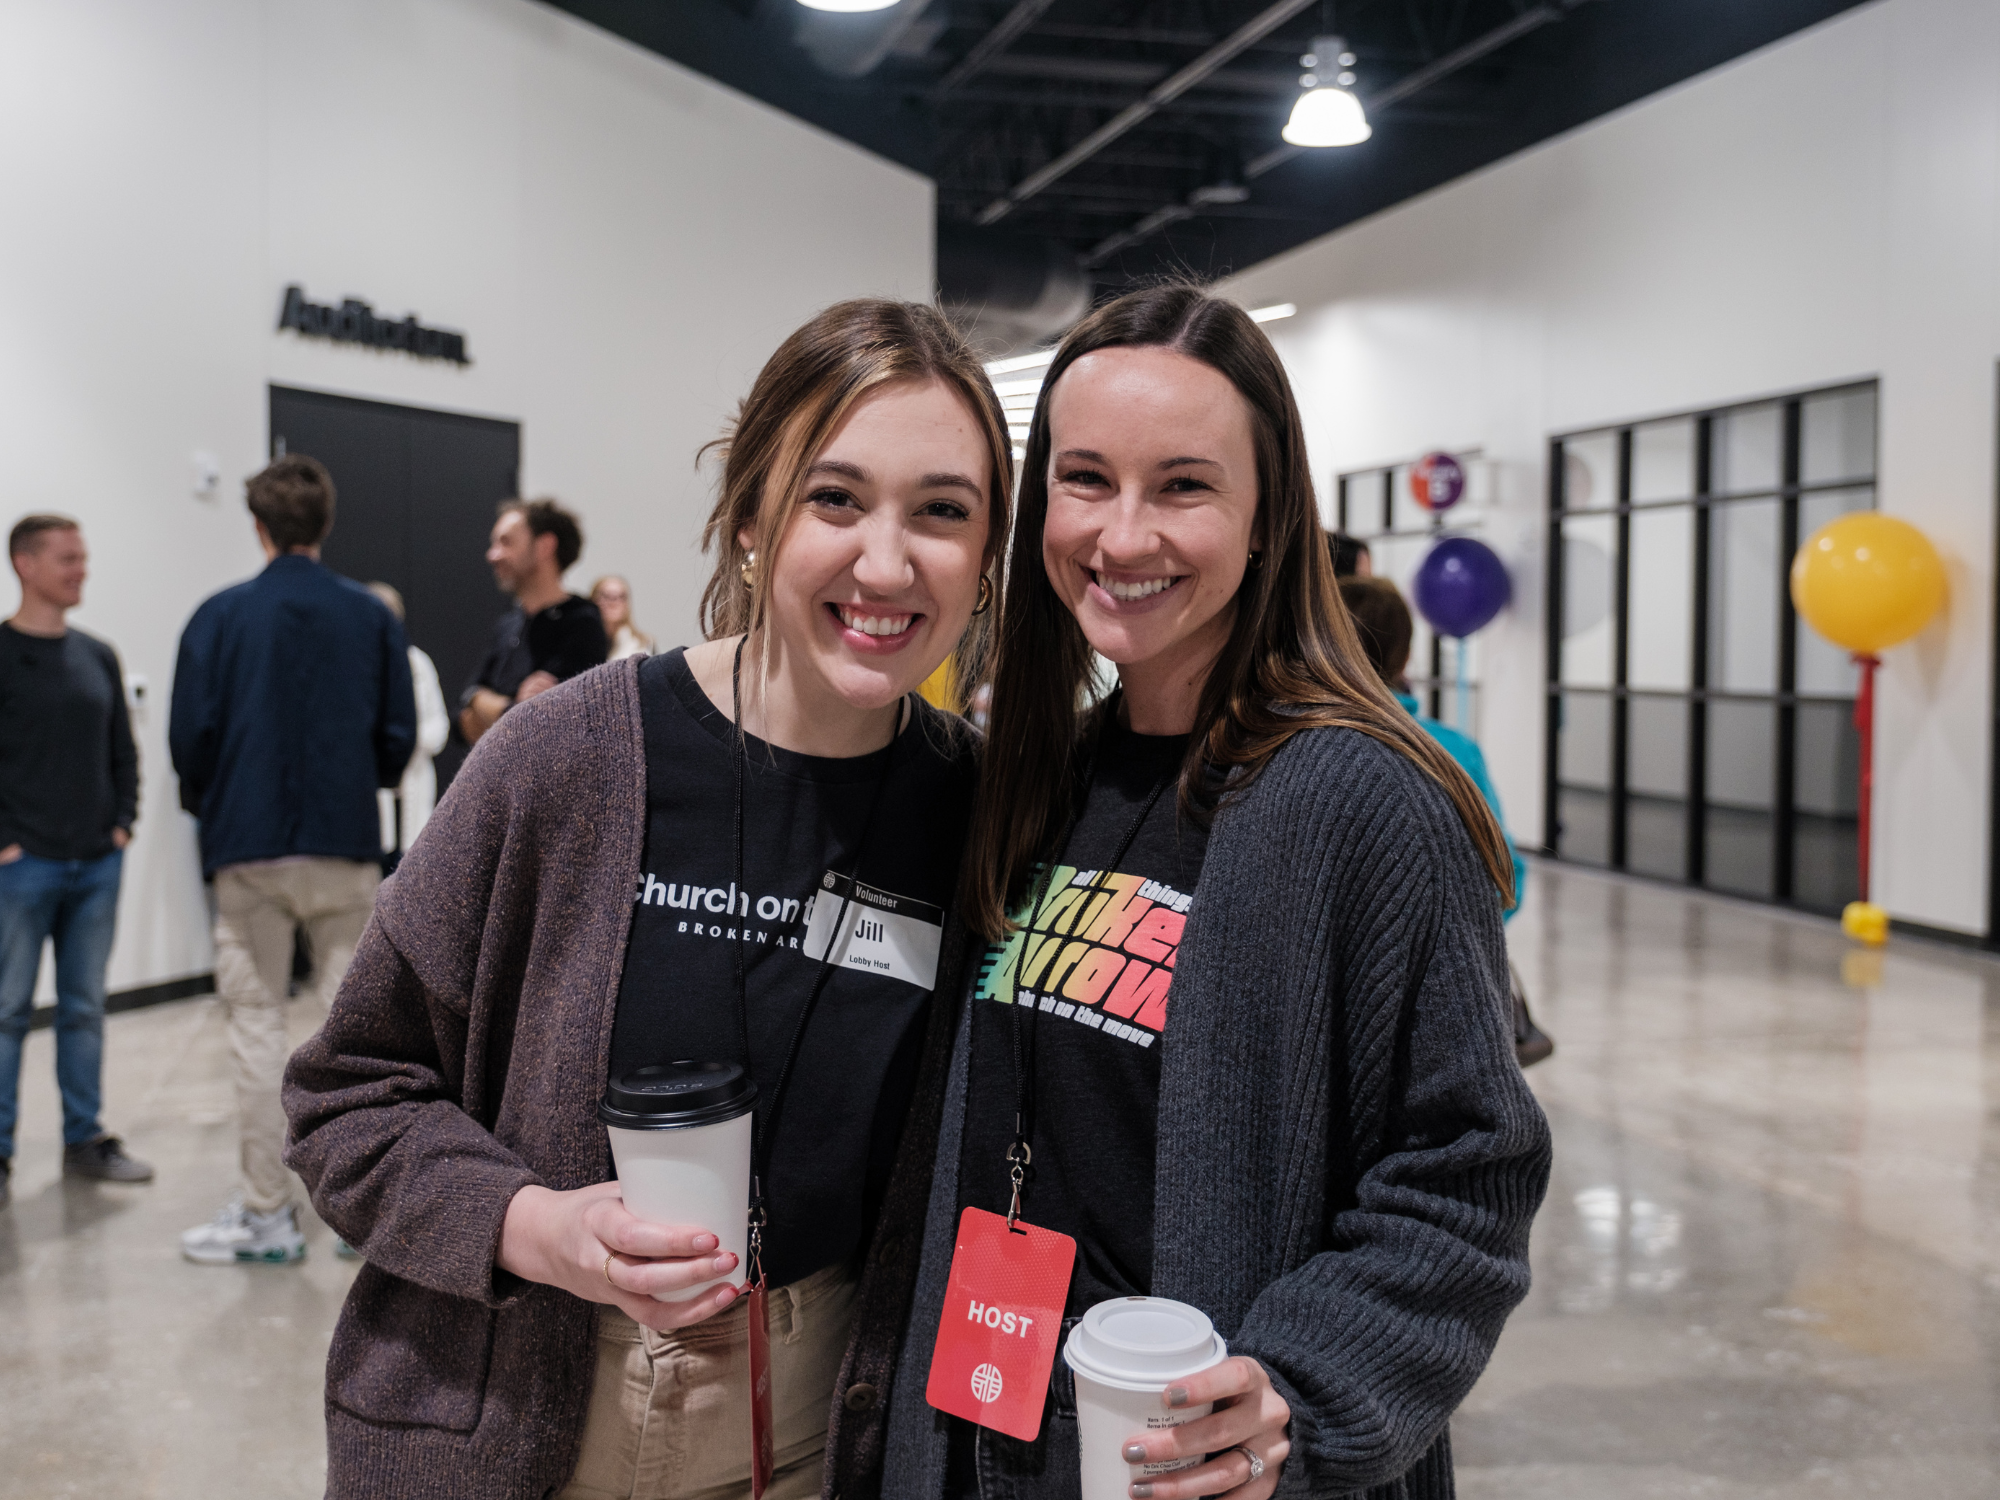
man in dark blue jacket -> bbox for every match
[169,454,414,1265]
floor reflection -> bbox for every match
[1458,861,2000,1498]
[3,861,1995,1497]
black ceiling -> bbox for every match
[545,0,1878,293]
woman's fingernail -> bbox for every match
[713,1254,736,1274]
[693,1234,718,1252]
[1130,1486,1154,1499]
[1166,1386,1190,1408]
[1123,1443,1148,1462]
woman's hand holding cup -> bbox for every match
[498,1182,740,1332]
[1119,1355,1290,1499]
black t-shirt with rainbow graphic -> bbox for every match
[958,720,1210,1318]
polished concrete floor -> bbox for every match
[2,863,1996,1497]
[1457,863,2000,1497]
[1,986,358,1499]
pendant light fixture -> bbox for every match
[1282,33,1370,148]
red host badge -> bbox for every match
[925,1208,1076,1441]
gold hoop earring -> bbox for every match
[1248,550,1263,568]
[739,549,756,587]
[972,576,993,616]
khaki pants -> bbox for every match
[558,1261,858,1500]
[212,858,378,1213]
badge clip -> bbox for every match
[1004,1140,1032,1235]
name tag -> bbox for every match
[801,871,942,991]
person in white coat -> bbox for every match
[590,574,654,661]
[366,583,450,856]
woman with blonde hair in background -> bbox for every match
[285,298,1010,1500]
[593,574,655,660]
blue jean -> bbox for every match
[0,849,123,1160]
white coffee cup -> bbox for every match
[598,1060,757,1304]
[1063,1296,1230,1500]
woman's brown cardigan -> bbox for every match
[283,660,959,1499]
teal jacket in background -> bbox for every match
[1398,691,1527,919]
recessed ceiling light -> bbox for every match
[1250,303,1298,323]
[797,0,899,11]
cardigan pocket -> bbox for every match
[326,1266,498,1432]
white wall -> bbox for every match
[1225,0,2000,934]
[0,0,934,994]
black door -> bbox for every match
[268,386,519,790]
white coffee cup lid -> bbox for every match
[1062,1296,1228,1391]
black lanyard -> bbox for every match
[1003,700,1171,1228]
[730,635,899,1283]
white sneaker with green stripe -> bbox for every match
[180,1198,306,1265]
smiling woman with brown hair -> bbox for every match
[863,284,1550,1500]
[283,298,1011,1500]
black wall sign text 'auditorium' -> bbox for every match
[277,285,470,365]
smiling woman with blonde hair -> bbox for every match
[284,298,1010,1500]
[590,575,655,660]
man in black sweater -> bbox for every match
[0,514,151,1212]
[458,498,607,746]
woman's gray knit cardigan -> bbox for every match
[870,725,1552,1500]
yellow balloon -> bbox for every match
[1789,513,1945,655]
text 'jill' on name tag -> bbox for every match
[801,870,942,990]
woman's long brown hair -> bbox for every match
[964,283,1515,939]
[697,299,1013,714]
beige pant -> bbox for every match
[212,857,378,1213]
[558,1261,859,1500]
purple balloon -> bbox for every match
[1412,537,1511,637]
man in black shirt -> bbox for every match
[458,498,607,745]
[0,515,151,1210]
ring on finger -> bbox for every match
[603,1251,617,1286]
[1232,1445,1265,1482]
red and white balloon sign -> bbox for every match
[1410,452,1466,512]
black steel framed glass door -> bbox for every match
[1546,383,1876,915]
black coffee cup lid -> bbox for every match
[599,1060,757,1130]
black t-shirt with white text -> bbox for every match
[958,721,1210,1316]
[610,649,978,1288]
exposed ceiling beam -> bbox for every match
[980,54,1168,88]
[941,86,1295,120]
[934,0,1059,98]
[973,0,1321,226]
[976,53,1300,95]
[1028,24,1219,48]
[1085,203,1198,266]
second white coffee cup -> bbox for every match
[1063,1295,1230,1500]
[599,1060,757,1305]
